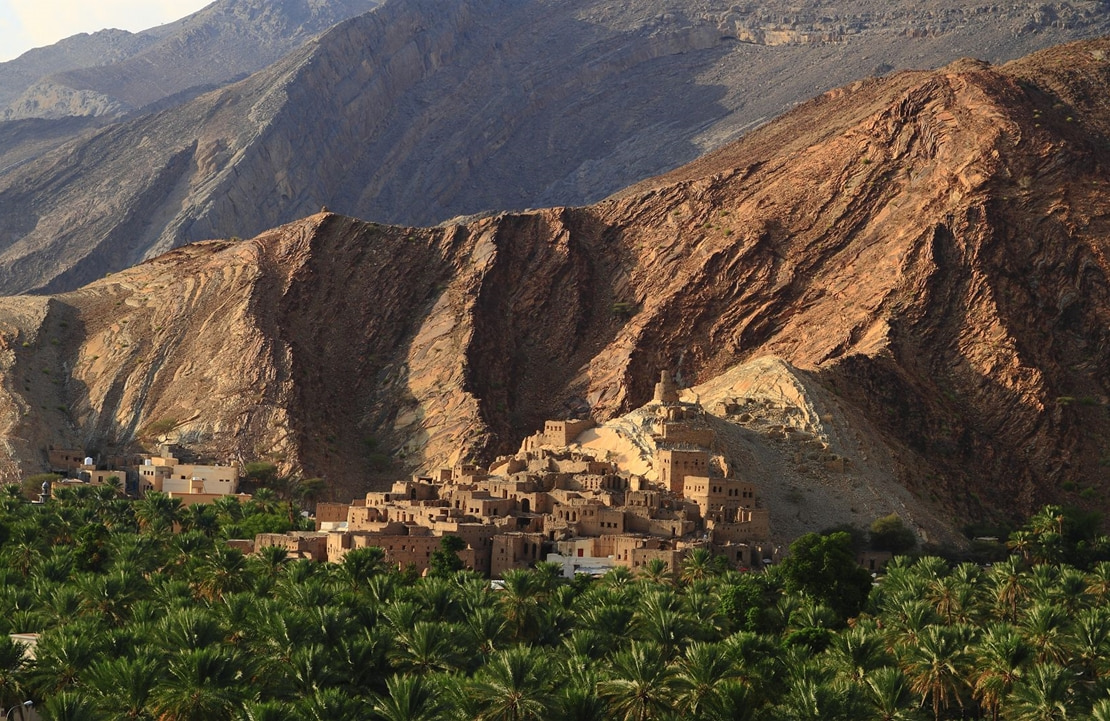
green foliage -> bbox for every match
[778,531,873,620]
[870,514,917,554]
[428,535,466,578]
[139,418,178,439]
[22,473,61,500]
[611,301,639,320]
[242,462,278,486]
[821,522,868,553]
[1007,505,1110,568]
[1,497,1110,719]
[362,438,392,473]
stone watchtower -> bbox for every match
[653,370,679,404]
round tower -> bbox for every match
[653,370,679,404]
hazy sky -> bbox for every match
[0,1,211,62]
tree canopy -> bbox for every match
[0,492,1107,720]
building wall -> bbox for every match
[326,531,488,574]
[631,547,686,571]
[167,464,238,494]
[547,552,621,578]
[48,449,85,471]
[656,448,710,494]
[167,492,248,507]
[623,511,696,538]
[226,539,254,554]
[683,476,756,517]
[658,424,715,448]
[138,460,238,496]
[709,508,771,543]
[542,419,595,446]
[315,502,351,530]
[138,465,172,495]
[255,532,329,561]
[491,533,545,577]
[82,469,124,485]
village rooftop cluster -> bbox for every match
[46,373,788,578]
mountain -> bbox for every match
[1,0,1109,295]
[1,37,1109,532]
[0,0,380,120]
[0,29,158,114]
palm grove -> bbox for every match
[0,484,1109,720]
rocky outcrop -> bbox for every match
[0,29,157,111]
[0,0,379,120]
[2,0,1110,295]
[2,39,1110,526]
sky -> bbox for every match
[0,1,211,62]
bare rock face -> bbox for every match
[2,39,1110,527]
[0,0,380,120]
[2,0,1110,295]
[0,29,157,111]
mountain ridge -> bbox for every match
[2,0,1110,295]
[0,37,1109,530]
[0,0,380,120]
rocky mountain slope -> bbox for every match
[1,38,1109,532]
[1,0,1109,295]
[0,0,379,120]
[0,29,158,113]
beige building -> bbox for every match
[137,446,239,497]
[491,533,546,577]
[255,532,329,561]
[292,383,774,578]
[682,476,757,518]
[47,448,86,473]
[656,448,710,494]
[520,419,595,450]
[327,529,490,575]
[315,502,352,530]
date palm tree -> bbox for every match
[638,558,672,586]
[193,546,252,601]
[0,637,28,718]
[1068,606,1110,683]
[597,641,677,721]
[671,641,737,716]
[927,574,981,625]
[498,570,544,643]
[899,624,973,721]
[30,625,102,696]
[633,590,696,658]
[461,605,508,662]
[862,666,925,721]
[296,687,366,721]
[389,621,465,673]
[987,556,1029,622]
[148,647,249,721]
[83,654,159,720]
[772,662,861,720]
[680,548,726,584]
[827,626,892,683]
[338,547,386,591]
[462,645,553,721]
[42,691,102,721]
[1019,602,1071,665]
[371,674,445,721]
[972,623,1033,721]
[133,492,182,535]
[156,607,223,652]
[1003,662,1074,721]
[1086,562,1110,603]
